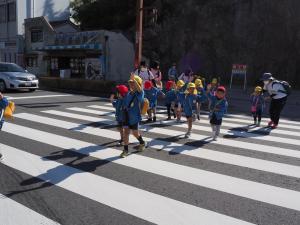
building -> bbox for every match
[24,16,135,82]
[0,0,70,66]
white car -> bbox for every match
[0,62,39,92]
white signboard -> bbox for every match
[230,64,247,90]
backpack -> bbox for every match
[4,101,15,120]
[272,80,291,96]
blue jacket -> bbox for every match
[196,87,207,103]
[165,89,176,105]
[0,97,8,130]
[112,98,124,123]
[168,68,178,79]
[208,93,228,120]
[145,87,162,108]
[123,91,144,125]
[175,87,186,105]
[182,93,207,116]
[183,94,198,117]
[250,94,265,112]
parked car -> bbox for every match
[0,62,39,92]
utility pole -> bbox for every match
[134,0,144,69]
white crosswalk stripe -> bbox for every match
[92,104,300,131]
[101,103,300,126]
[38,110,300,177]
[1,102,300,225]
[0,194,61,225]
[15,112,300,159]
[65,108,300,146]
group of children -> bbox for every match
[110,74,232,157]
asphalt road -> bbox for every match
[0,89,300,225]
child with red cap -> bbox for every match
[110,85,129,146]
[165,81,177,120]
[144,80,164,123]
[206,85,228,141]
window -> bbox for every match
[31,30,43,43]
[0,5,6,23]
[0,63,25,72]
[27,57,38,67]
[7,2,16,22]
[50,58,58,70]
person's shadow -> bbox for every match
[224,125,272,139]
[6,143,119,197]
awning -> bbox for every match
[33,43,102,51]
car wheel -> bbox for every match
[29,89,36,92]
[0,80,6,92]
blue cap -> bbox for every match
[260,73,274,81]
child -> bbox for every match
[207,85,228,141]
[195,78,206,120]
[175,80,186,123]
[110,85,129,146]
[250,86,265,126]
[144,80,164,123]
[165,81,177,120]
[0,92,9,160]
[182,83,200,138]
[121,74,147,158]
[209,78,219,94]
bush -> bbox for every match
[39,77,116,94]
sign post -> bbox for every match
[230,64,247,91]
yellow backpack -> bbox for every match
[141,98,149,115]
[4,101,15,119]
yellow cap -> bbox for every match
[187,82,196,88]
[129,75,142,87]
[176,80,185,89]
[212,78,218,84]
[255,86,262,92]
[186,82,197,95]
[195,79,203,88]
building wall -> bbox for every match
[0,0,70,65]
[17,0,70,35]
[104,31,134,82]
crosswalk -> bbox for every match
[1,100,300,225]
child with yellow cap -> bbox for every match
[120,73,147,158]
[182,83,206,138]
[175,80,186,123]
[195,79,207,120]
[250,86,265,126]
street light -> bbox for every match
[134,0,143,69]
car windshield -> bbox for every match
[0,63,25,72]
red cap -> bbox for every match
[144,80,153,90]
[116,85,128,97]
[166,81,174,91]
[217,86,226,92]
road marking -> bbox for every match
[7,94,73,100]
[18,112,300,159]
[66,107,300,146]
[1,144,255,225]
[89,105,300,131]
[101,103,300,125]
[0,193,60,225]
[4,123,300,212]
[13,112,300,178]
[11,112,300,181]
